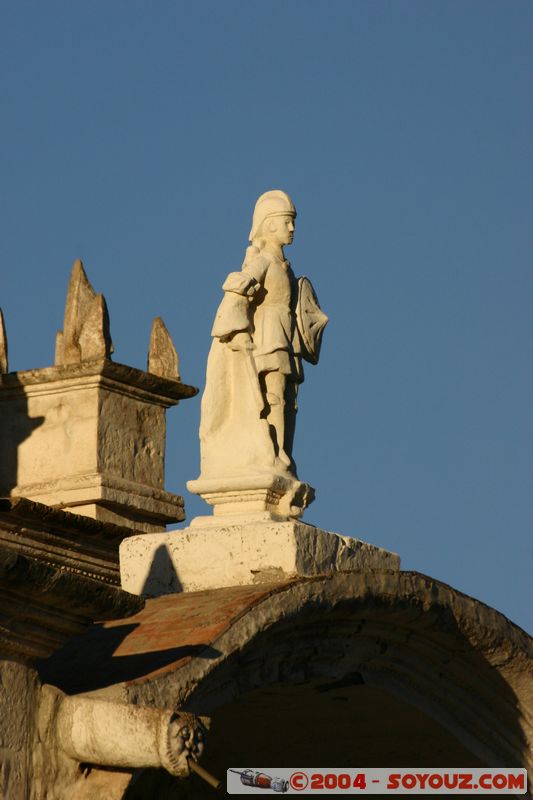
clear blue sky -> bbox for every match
[1,1,531,633]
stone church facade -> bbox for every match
[0,263,531,799]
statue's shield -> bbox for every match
[296,277,329,365]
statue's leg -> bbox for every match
[263,370,291,468]
[284,380,298,472]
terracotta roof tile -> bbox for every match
[38,580,297,693]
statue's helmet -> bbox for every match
[249,190,296,241]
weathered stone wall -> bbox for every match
[0,659,39,800]
[98,390,166,489]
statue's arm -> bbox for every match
[210,249,269,346]
[242,247,269,285]
[210,274,256,344]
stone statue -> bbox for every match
[188,190,328,519]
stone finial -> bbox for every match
[148,317,180,380]
[78,293,112,361]
[0,308,7,373]
[55,260,113,365]
[1,266,198,533]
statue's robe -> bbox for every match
[199,249,303,481]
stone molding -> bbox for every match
[0,498,142,660]
[11,472,185,531]
[0,498,123,585]
[187,473,315,518]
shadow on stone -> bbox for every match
[37,621,220,694]
[141,542,184,597]
[0,372,45,495]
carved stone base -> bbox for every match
[186,473,315,519]
[119,519,400,596]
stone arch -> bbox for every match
[124,572,531,795]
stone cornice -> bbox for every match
[0,498,143,661]
[0,497,133,540]
[0,358,198,407]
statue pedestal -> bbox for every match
[187,473,315,519]
[119,518,400,596]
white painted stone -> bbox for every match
[120,519,400,596]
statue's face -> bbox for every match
[265,214,295,246]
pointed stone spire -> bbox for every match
[78,294,113,361]
[61,260,96,365]
[0,308,8,373]
[148,317,180,380]
[55,260,113,365]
